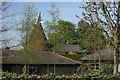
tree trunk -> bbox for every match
[47,64,49,74]
[22,64,26,74]
[98,52,101,74]
[113,47,119,75]
[113,1,120,75]
[54,64,56,75]
[27,64,29,74]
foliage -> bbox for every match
[54,20,77,44]
[76,63,91,75]
[45,3,77,46]
[44,2,60,46]
[61,54,85,61]
[46,19,78,47]
[77,1,120,74]
[76,63,114,76]
[77,19,107,53]
[17,3,37,49]
[2,72,120,80]
[68,51,76,55]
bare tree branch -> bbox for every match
[99,2,114,31]
[0,2,17,49]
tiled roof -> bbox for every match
[1,50,81,64]
[26,24,49,52]
[52,44,82,53]
[81,46,120,61]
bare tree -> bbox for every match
[0,2,17,49]
[78,1,120,75]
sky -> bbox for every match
[8,2,84,25]
[2,2,84,49]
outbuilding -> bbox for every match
[2,49,81,75]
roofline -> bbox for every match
[1,50,82,64]
[51,52,82,64]
[0,49,49,52]
[0,49,21,51]
[56,44,80,46]
[80,60,120,62]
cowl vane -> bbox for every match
[35,12,42,24]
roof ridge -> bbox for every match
[0,49,20,51]
[56,44,79,46]
[51,52,81,64]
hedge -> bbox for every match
[2,72,120,80]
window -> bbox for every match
[90,63,99,70]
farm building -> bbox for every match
[2,49,81,75]
[80,45,120,72]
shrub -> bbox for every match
[2,72,120,80]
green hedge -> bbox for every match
[2,72,120,80]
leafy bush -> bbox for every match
[76,63,114,76]
[2,72,120,80]
[76,63,91,75]
[61,54,84,61]
[68,51,76,55]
